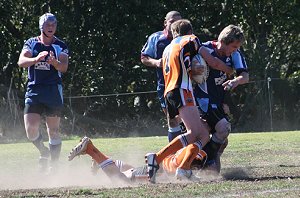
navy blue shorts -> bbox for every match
[24,84,63,116]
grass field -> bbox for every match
[0,131,299,197]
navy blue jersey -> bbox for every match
[22,36,69,86]
[194,41,248,108]
[141,30,172,87]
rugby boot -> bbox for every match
[145,153,159,183]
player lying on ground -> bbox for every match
[68,137,207,182]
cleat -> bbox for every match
[38,147,50,173]
[132,165,148,181]
[145,153,159,183]
[68,136,91,161]
[175,168,192,180]
[38,157,49,173]
[189,173,201,182]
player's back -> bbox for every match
[163,34,200,95]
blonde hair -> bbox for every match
[171,19,193,38]
[218,25,244,45]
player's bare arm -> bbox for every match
[222,71,249,90]
[141,55,162,68]
[47,51,69,73]
[18,50,48,68]
[199,47,234,75]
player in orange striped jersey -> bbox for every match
[145,19,232,183]
[68,136,207,182]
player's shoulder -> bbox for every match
[24,36,39,44]
[148,31,165,40]
[201,40,216,48]
[53,36,67,46]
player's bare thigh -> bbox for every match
[24,113,41,140]
[179,105,210,143]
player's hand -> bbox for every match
[222,79,238,91]
[47,51,59,68]
[156,58,162,68]
[35,51,48,62]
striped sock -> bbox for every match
[99,159,114,169]
[114,160,124,171]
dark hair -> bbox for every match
[165,11,181,20]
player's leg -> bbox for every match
[202,105,231,173]
[167,114,184,142]
[156,90,209,163]
[68,137,129,181]
[46,116,61,165]
[42,84,64,170]
[24,104,50,172]
[146,89,209,183]
[158,85,183,142]
[213,137,228,173]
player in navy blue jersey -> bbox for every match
[17,13,69,173]
[141,11,184,142]
[193,25,249,174]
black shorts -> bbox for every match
[24,103,63,117]
[24,84,63,116]
[199,103,228,132]
[165,88,196,119]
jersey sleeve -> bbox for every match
[141,33,157,58]
[232,50,248,75]
[60,41,69,56]
[22,38,35,54]
[183,36,202,70]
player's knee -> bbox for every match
[27,132,39,142]
[47,127,60,139]
[25,126,39,141]
[215,119,231,140]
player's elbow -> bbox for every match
[141,56,148,64]
[17,60,26,68]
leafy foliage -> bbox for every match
[0,0,299,136]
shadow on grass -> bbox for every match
[222,166,300,181]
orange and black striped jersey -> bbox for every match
[162,34,201,96]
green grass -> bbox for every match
[0,131,300,197]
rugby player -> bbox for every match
[17,13,69,172]
[141,11,184,142]
[68,136,207,182]
[194,25,249,173]
[145,19,235,183]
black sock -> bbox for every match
[49,143,62,162]
[32,133,49,157]
[168,130,183,142]
[203,139,222,162]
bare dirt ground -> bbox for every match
[0,162,299,197]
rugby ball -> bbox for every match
[191,54,209,84]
